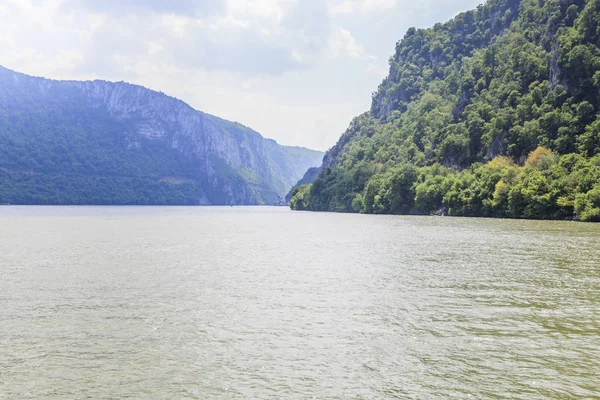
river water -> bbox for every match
[0,206,599,399]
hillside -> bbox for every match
[0,66,323,205]
[290,0,600,221]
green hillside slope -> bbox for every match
[0,67,323,205]
[291,0,600,221]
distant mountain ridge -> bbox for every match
[0,66,323,205]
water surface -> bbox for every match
[0,207,599,399]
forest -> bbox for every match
[0,67,322,205]
[290,0,600,221]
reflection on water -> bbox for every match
[0,206,599,399]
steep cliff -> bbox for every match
[291,0,600,221]
[0,66,323,205]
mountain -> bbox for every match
[0,66,323,205]
[290,0,600,222]
[284,166,322,204]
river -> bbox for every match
[0,206,599,399]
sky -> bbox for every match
[0,0,483,151]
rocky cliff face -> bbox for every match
[0,66,323,205]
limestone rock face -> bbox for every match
[0,66,323,205]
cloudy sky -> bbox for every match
[0,0,483,151]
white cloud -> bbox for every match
[65,0,331,77]
[328,0,397,14]
[366,61,388,78]
[226,0,290,22]
[328,28,373,60]
[2,49,84,78]
[66,0,225,17]
[0,0,485,150]
[159,14,191,37]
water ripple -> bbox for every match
[0,207,599,399]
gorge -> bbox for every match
[0,66,323,205]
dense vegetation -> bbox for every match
[291,0,600,221]
[0,67,322,205]
[0,91,207,204]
